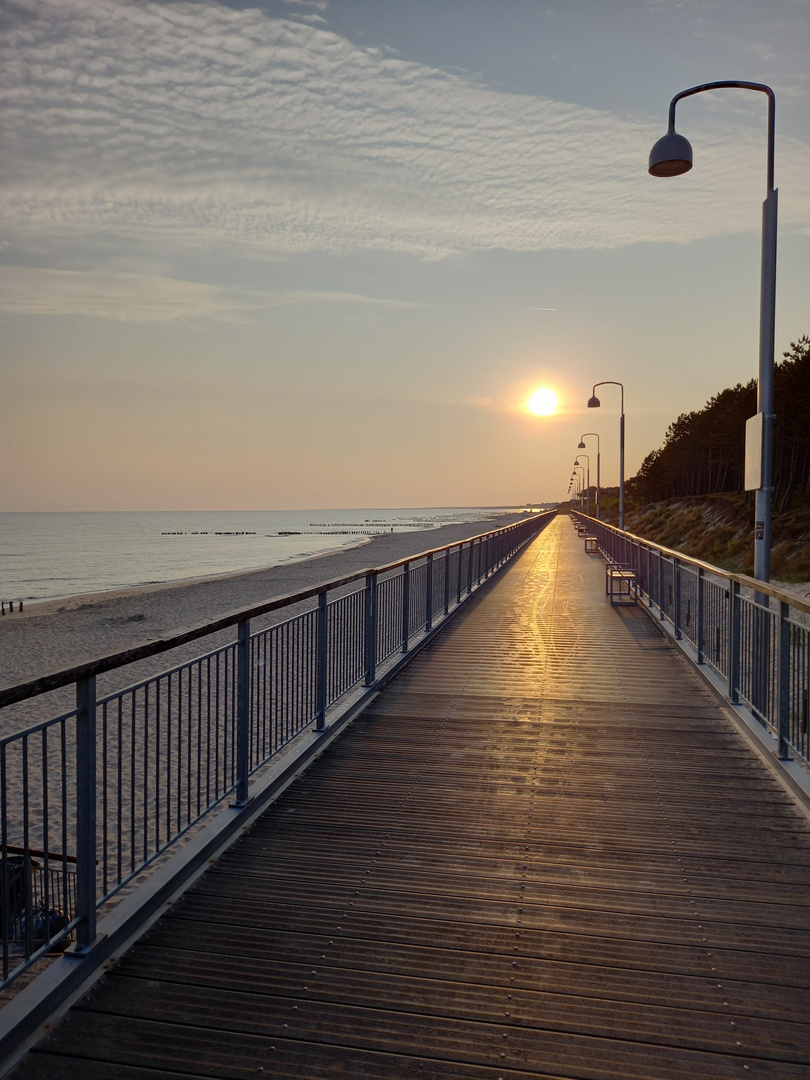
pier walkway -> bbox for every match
[12,517,810,1079]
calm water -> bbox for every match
[0,507,517,605]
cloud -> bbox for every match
[0,267,429,321]
[0,267,256,321]
[1,0,808,267]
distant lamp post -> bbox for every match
[572,465,585,511]
[588,382,624,529]
[574,455,590,517]
[579,433,601,520]
[649,81,777,585]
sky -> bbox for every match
[1,0,808,512]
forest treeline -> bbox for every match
[629,336,810,511]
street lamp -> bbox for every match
[579,433,601,520]
[572,465,585,511]
[574,455,590,517]
[569,474,577,508]
[588,381,625,529]
[649,81,777,585]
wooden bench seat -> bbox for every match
[606,565,637,605]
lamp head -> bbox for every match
[587,395,600,408]
[574,459,580,467]
[648,130,693,177]
[577,440,585,449]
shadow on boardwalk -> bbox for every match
[11,518,810,1079]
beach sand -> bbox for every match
[0,512,528,730]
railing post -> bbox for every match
[657,550,665,620]
[233,618,251,807]
[697,566,705,664]
[728,582,740,705]
[467,540,474,596]
[315,590,328,732]
[673,557,682,640]
[778,601,792,760]
[401,561,410,653]
[426,553,434,631]
[364,570,378,686]
[443,549,450,615]
[74,675,97,952]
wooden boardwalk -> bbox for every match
[12,517,810,1079]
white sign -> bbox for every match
[744,412,764,491]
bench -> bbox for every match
[584,535,598,553]
[606,565,637,606]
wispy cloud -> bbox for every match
[1,0,808,272]
[0,267,430,321]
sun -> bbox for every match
[526,388,558,416]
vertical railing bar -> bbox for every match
[155,679,161,855]
[166,673,173,854]
[673,557,681,640]
[196,664,202,819]
[20,738,31,959]
[60,719,68,916]
[697,566,705,664]
[41,727,50,933]
[186,666,193,828]
[364,571,378,686]
[426,553,434,632]
[233,618,251,807]
[100,702,107,896]
[315,590,328,732]
[143,683,149,865]
[729,581,741,705]
[75,675,97,951]
[778,601,791,760]
[176,669,183,837]
[130,692,136,874]
[205,655,212,808]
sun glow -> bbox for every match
[526,388,558,416]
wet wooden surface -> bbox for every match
[13,517,810,1079]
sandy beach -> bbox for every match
[0,512,528,733]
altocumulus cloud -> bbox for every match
[0,268,430,322]
[1,0,809,266]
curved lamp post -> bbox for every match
[588,382,624,529]
[572,465,585,511]
[574,455,590,517]
[579,433,601,520]
[649,81,776,585]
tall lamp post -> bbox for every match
[574,455,590,517]
[579,433,601,520]
[588,381,624,529]
[648,81,777,586]
[572,465,585,511]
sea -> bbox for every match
[0,507,522,606]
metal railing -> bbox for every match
[571,512,810,766]
[0,513,553,990]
